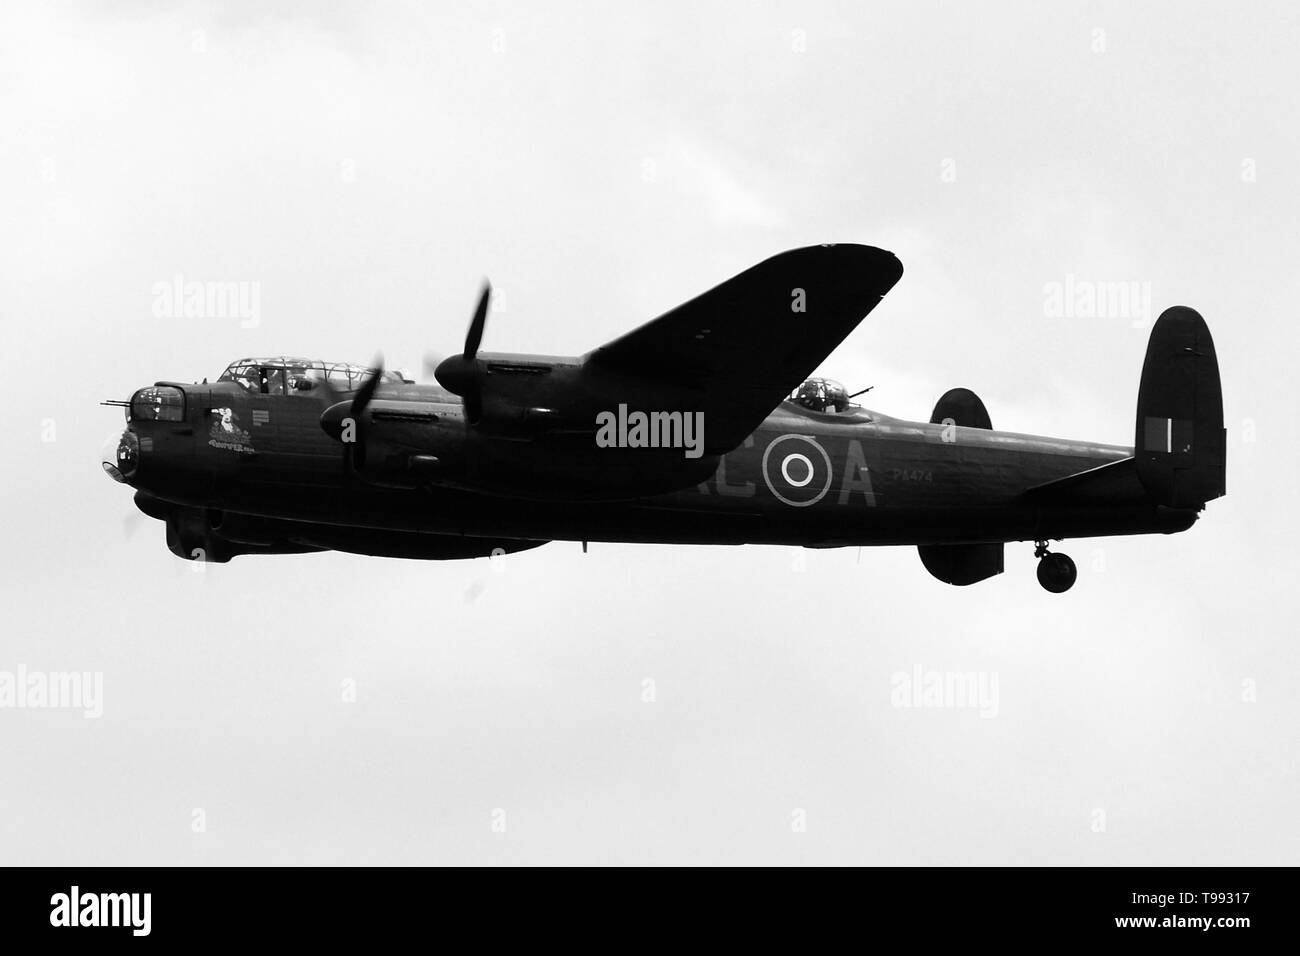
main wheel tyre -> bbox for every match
[1036,552,1077,593]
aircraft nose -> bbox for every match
[101,429,139,483]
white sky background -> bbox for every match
[1,0,1297,864]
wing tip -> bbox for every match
[780,242,904,285]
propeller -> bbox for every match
[350,356,384,420]
[319,355,384,451]
[434,282,491,423]
[464,281,490,358]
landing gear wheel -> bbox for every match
[1036,551,1077,593]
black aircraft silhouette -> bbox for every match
[102,244,1225,592]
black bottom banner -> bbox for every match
[0,865,1289,944]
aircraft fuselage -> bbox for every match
[112,380,1192,553]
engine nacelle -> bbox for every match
[324,400,468,489]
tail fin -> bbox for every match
[1135,306,1226,508]
[920,387,1002,585]
[930,387,992,429]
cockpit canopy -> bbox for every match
[217,357,405,395]
[790,377,853,413]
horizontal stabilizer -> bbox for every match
[1023,457,1144,505]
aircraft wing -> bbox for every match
[584,244,904,453]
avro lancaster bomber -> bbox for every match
[102,244,1225,592]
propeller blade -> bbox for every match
[350,355,384,418]
[464,282,490,359]
[432,281,494,425]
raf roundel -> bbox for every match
[761,434,833,507]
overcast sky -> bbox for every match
[2,0,1297,864]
